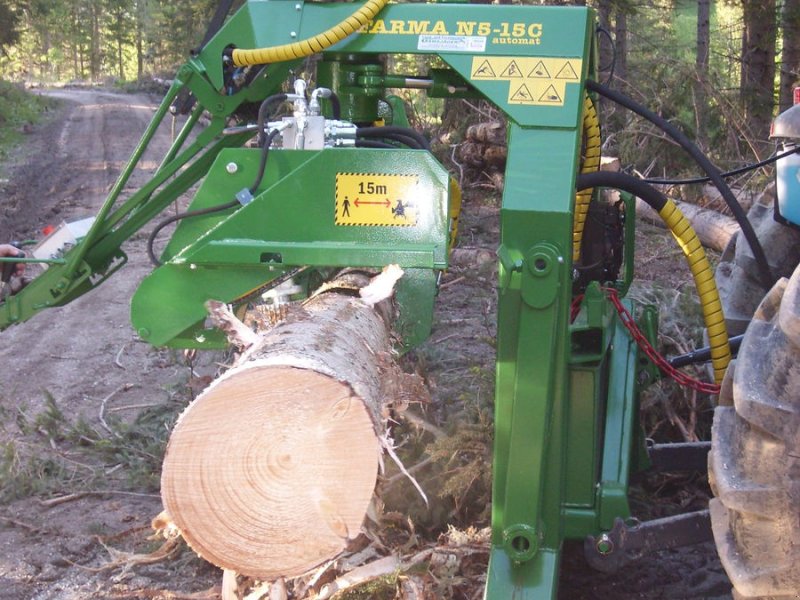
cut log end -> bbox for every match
[161,365,380,579]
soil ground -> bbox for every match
[0,90,733,598]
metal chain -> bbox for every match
[603,287,721,395]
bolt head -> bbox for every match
[596,533,614,555]
[226,162,238,174]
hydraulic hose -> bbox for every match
[148,122,284,267]
[147,200,239,267]
[256,93,288,147]
[230,0,388,67]
[644,145,800,185]
[586,79,774,290]
[577,171,731,384]
[357,126,431,151]
[251,128,283,194]
[355,139,397,149]
[356,130,423,149]
[573,94,602,262]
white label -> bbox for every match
[417,35,486,53]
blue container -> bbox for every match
[776,143,800,227]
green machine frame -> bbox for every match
[0,2,644,597]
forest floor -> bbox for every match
[0,89,732,599]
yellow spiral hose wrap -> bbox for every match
[231,0,389,67]
[659,199,731,383]
[573,94,602,262]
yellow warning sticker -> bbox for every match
[335,173,419,227]
[470,56,582,106]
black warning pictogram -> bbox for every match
[527,61,551,79]
[555,61,579,80]
[538,84,562,103]
[472,60,496,78]
[500,60,523,78]
[510,84,534,102]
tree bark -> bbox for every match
[779,0,800,112]
[614,8,627,84]
[160,273,422,579]
[597,0,613,82]
[695,0,710,147]
[740,0,777,146]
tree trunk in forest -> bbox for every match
[117,41,124,81]
[597,0,613,82]
[695,0,710,147]
[779,0,800,112]
[90,1,101,81]
[740,0,776,147]
[160,271,423,579]
[615,9,627,85]
[136,0,145,80]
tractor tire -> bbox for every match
[708,263,800,600]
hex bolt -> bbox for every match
[226,162,238,174]
[290,31,297,38]
[596,533,614,555]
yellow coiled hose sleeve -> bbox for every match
[573,95,602,262]
[231,0,389,67]
[659,199,731,383]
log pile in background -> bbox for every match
[159,268,426,580]
[457,121,507,170]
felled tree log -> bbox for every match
[457,121,507,170]
[458,142,507,168]
[635,197,739,252]
[160,269,422,579]
[465,121,506,145]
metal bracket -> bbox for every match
[646,440,711,472]
[584,509,712,573]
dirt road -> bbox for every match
[0,89,220,599]
[0,89,733,599]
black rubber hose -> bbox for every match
[577,171,666,212]
[355,139,398,149]
[586,79,774,289]
[328,92,341,120]
[256,93,288,147]
[250,128,282,194]
[356,126,430,151]
[148,123,283,267]
[147,200,239,267]
[669,334,745,368]
[356,130,423,149]
[645,146,800,185]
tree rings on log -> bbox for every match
[161,286,408,579]
[161,365,379,578]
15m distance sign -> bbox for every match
[335,173,418,227]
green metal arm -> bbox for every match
[0,52,291,329]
